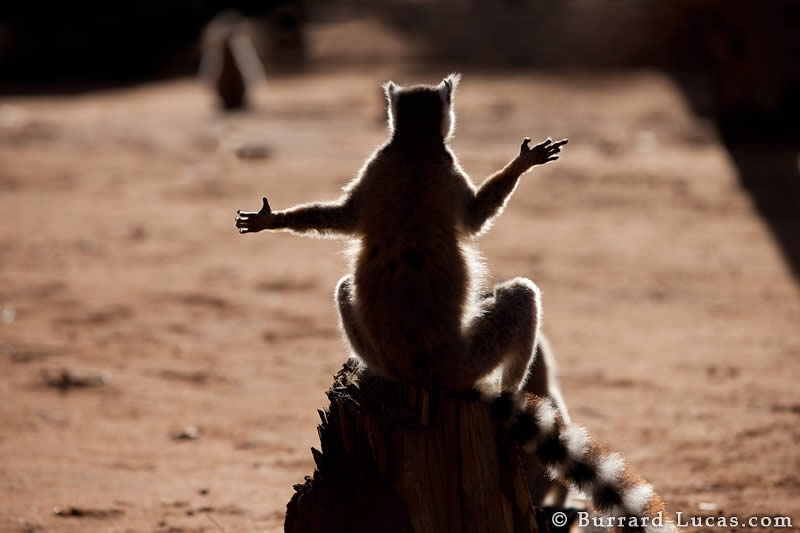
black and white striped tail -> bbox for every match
[487,391,674,533]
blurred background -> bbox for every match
[1,2,799,532]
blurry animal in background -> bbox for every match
[236,75,670,530]
[200,11,265,111]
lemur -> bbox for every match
[236,74,671,532]
[200,11,265,111]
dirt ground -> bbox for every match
[2,39,800,533]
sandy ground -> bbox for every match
[1,65,799,533]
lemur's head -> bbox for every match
[384,73,461,142]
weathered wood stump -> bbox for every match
[285,360,547,533]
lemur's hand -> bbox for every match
[236,197,275,234]
[516,137,567,172]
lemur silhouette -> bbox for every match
[236,74,671,531]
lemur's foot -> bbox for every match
[236,196,274,233]
[517,137,567,171]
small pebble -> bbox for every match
[234,143,271,160]
[698,502,717,511]
[170,425,201,440]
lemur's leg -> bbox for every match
[525,333,571,424]
[524,334,571,508]
[459,277,541,392]
[335,275,382,372]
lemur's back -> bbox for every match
[353,143,472,381]
[235,76,671,530]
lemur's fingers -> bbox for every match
[238,196,271,217]
[535,137,552,149]
[235,217,249,228]
[239,228,251,234]
[520,138,532,152]
[546,155,559,162]
[546,140,567,156]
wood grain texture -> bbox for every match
[284,361,541,533]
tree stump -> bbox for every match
[284,360,546,533]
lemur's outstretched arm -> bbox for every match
[464,137,566,235]
[236,194,360,237]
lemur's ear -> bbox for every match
[438,72,462,104]
[383,81,400,131]
[383,80,399,106]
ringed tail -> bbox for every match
[487,391,674,533]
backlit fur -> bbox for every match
[236,74,672,531]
